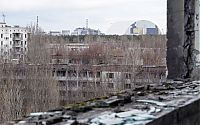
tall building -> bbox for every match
[0,22,28,62]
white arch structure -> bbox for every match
[107,20,161,35]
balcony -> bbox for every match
[13,36,23,41]
[13,49,23,55]
[13,43,23,48]
[55,76,66,81]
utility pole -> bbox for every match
[2,13,6,23]
[36,16,39,33]
[86,19,88,29]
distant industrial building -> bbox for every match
[62,30,70,36]
[0,22,28,63]
[107,20,161,35]
[49,31,61,36]
[127,20,161,35]
[71,27,103,35]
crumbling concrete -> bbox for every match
[8,81,200,125]
[167,0,199,80]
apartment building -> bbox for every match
[49,41,167,104]
[0,22,28,62]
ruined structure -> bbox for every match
[167,0,199,79]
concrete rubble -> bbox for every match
[7,81,200,125]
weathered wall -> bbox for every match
[184,0,196,78]
[167,0,186,79]
[167,0,198,79]
[147,97,200,125]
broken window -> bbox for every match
[68,81,77,88]
[96,72,101,78]
[59,90,66,96]
[59,81,66,87]
[89,71,93,77]
[108,83,114,88]
[125,73,131,79]
[96,82,101,87]
[68,70,77,77]
[107,73,114,79]
[125,84,131,89]
[56,70,66,77]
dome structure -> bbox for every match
[107,20,161,35]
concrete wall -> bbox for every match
[167,0,198,79]
[147,97,200,125]
[167,0,186,79]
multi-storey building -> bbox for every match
[0,22,28,62]
[49,39,167,104]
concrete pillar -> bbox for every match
[167,0,185,79]
[167,0,199,79]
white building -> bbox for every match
[107,20,161,35]
[0,22,28,62]
[62,30,70,36]
[49,31,61,36]
[71,28,102,35]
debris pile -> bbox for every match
[9,81,200,125]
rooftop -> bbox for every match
[8,80,200,125]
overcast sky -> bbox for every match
[0,0,167,34]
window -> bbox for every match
[21,41,23,45]
[125,84,131,89]
[107,73,114,79]
[10,34,12,38]
[59,81,66,87]
[1,41,3,45]
[68,81,77,88]
[25,41,27,45]
[10,41,12,45]
[82,82,87,87]
[96,72,101,78]
[56,70,66,77]
[82,71,88,77]
[89,71,93,77]
[25,34,27,38]
[82,59,89,64]
[125,73,131,79]
[1,34,3,38]
[68,70,77,77]
[59,90,66,96]
[96,82,101,87]
[108,83,114,88]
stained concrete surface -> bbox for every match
[167,0,198,79]
[8,81,200,125]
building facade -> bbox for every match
[71,28,102,35]
[0,22,28,62]
[48,38,167,104]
